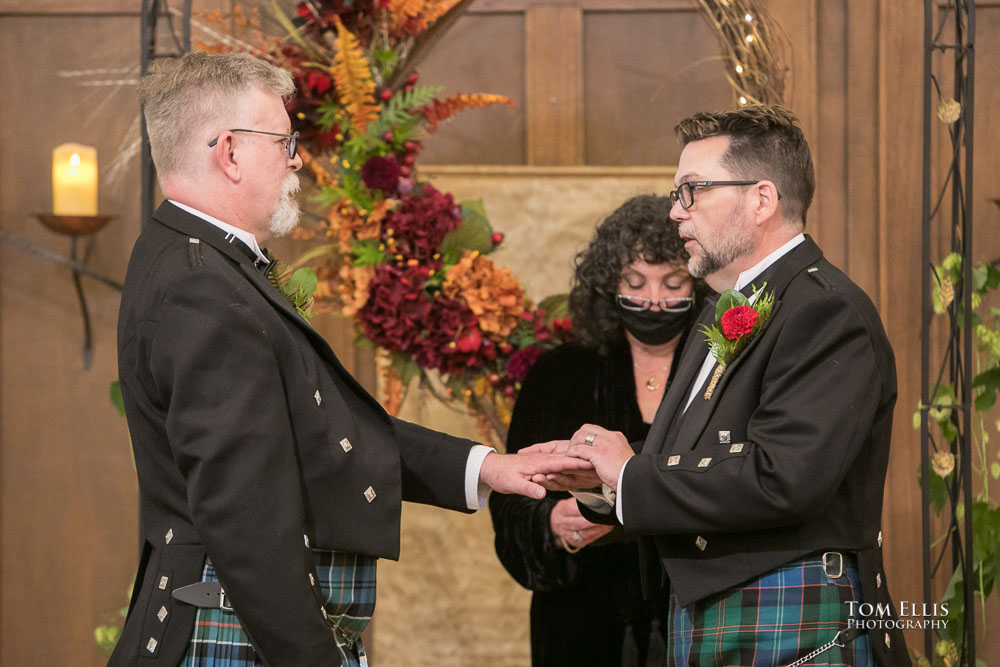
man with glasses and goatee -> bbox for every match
[526,106,910,667]
[111,52,586,667]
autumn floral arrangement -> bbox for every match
[196,1,571,443]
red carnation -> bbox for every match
[720,305,759,340]
[361,155,402,193]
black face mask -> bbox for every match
[619,306,694,345]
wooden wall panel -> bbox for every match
[414,12,527,166]
[845,0,882,301]
[878,0,932,655]
[0,15,141,667]
[814,0,848,269]
[581,9,732,165]
[525,5,584,165]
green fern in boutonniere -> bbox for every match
[700,283,774,399]
[267,259,318,322]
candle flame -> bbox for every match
[70,154,81,167]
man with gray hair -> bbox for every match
[111,51,586,666]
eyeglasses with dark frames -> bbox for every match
[668,180,781,210]
[208,129,299,160]
[616,294,694,312]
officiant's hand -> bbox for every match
[550,498,612,549]
[565,424,634,492]
[479,451,593,499]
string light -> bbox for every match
[698,0,787,107]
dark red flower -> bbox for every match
[413,297,480,373]
[552,316,573,334]
[381,184,462,261]
[361,155,402,193]
[507,345,544,383]
[358,264,432,352]
[455,328,482,353]
[720,305,759,340]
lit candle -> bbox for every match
[52,143,98,216]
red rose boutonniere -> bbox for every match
[700,284,774,399]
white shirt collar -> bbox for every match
[168,200,268,264]
[734,233,805,291]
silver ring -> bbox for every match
[584,432,596,445]
[571,531,582,543]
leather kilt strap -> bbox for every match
[174,550,376,667]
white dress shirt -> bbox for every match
[169,200,494,510]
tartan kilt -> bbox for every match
[668,553,872,667]
[179,550,376,667]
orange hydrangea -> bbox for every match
[442,250,525,339]
[326,198,394,252]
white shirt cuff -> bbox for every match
[615,459,630,524]
[465,444,496,510]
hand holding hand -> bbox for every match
[479,451,593,500]
[549,498,612,550]
[566,424,634,492]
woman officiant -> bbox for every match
[489,195,709,665]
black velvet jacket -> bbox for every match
[490,339,682,666]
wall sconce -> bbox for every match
[22,143,120,370]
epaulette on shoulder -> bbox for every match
[806,266,833,289]
[187,237,203,268]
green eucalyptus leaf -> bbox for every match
[972,264,989,292]
[391,352,420,386]
[940,419,958,443]
[110,380,125,417]
[917,462,949,516]
[538,293,570,321]
[285,267,317,299]
[987,264,1000,289]
[440,200,495,257]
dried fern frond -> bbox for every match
[421,93,515,132]
[331,19,380,131]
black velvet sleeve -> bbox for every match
[488,346,601,591]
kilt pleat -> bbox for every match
[179,551,376,667]
[669,554,872,667]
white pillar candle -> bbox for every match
[53,143,98,216]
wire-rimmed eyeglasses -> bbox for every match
[208,129,299,160]
[668,180,781,210]
[616,294,694,312]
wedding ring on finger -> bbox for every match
[584,432,596,445]
[571,531,582,543]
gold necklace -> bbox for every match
[634,360,669,392]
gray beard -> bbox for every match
[268,173,301,238]
[687,208,755,278]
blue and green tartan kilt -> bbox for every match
[179,550,376,667]
[668,553,872,667]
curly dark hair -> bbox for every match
[675,105,815,225]
[568,194,709,353]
